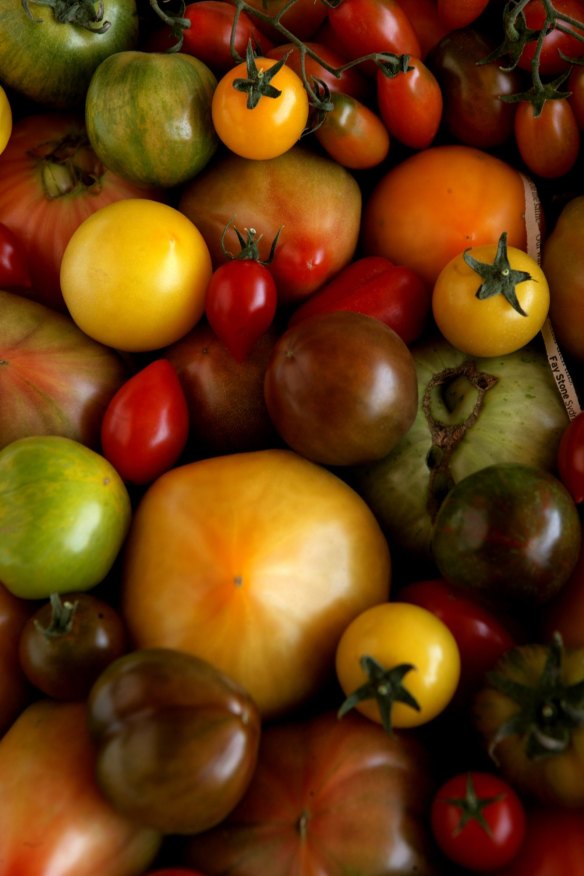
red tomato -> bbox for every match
[517,0,584,75]
[491,807,584,875]
[430,771,526,871]
[568,62,584,128]
[100,359,190,486]
[314,91,390,169]
[266,42,369,101]
[514,97,581,178]
[436,0,490,30]
[376,55,443,149]
[541,535,584,647]
[0,583,32,736]
[557,410,584,503]
[0,222,30,289]
[205,258,278,362]
[232,0,327,41]
[394,0,450,57]
[288,255,431,345]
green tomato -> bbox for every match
[0,436,131,599]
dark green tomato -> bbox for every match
[87,647,261,835]
[85,51,218,188]
[0,0,138,109]
[432,463,582,607]
[427,27,524,148]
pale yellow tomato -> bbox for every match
[0,86,12,155]
[60,199,212,352]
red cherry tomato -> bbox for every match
[517,0,584,75]
[313,91,390,170]
[288,255,431,345]
[431,771,527,871]
[205,259,278,362]
[0,222,31,289]
[394,0,450,58]
[557,410,584,503]
[376,55,443,149]
[100,359,190,486]
[514,97,580,178]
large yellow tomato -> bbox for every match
[60,199,212,352]
[120,449,391,718]
[0,85,12,155]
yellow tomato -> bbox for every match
[432,232,549,356]
[0,85,12,155]
[212,56,309,160]
[60,199,212,352]
[336,601,460,730]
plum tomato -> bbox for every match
[326,0,422,70]
[516,0,584,75]
[376,55,443,150]
[514,97,580,179]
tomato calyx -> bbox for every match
[441,772,506,836]
[486,632,584,760]
[22,0,112,34]
[34,593,78,638]
[463,232,532,317]
[221,221,282,265]
[29,131,105,200]
[337,654,421,734]
[232,41,289,109]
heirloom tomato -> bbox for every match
[0,223,30,289]
[0,699,161,875]
[121,449,391,718]
[542,195,584,361]
[516,0,584,75]
[0,112,162,311]
[184,710,440,876]
[376,55,443,150]
[60,199,212,352]
[362,145,529,287]
[0,0,138,108]
[514,97,580,179]
[336,601,460,731]
[0,86,11,155]
[314,91,390,169]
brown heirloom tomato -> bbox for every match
[121,449,391,718]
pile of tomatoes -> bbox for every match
[2,0,584,874]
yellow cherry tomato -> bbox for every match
[212,54,309,160]
[60,199,212,352]
[336,601,460,730]
[432,231,549,356]
[0,85,12,155]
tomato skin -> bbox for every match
[229,0,327,41]
[430,771,526,871]
[266,42,369,101]
[557,410,584,503]
[0,583,32,736]
[542,538,584,647]
[436,0,490,30]
[492,807,584,875]
[394,0,450,58]
[517,0,584,75]
[314,91,390,169]
[0,222,30,289]
[180,1,273,72]
[568,62,584,128]
[100,360,190,485]
[288,254,432,345]
[0,85,11,155]
[376,55,443,149]
[326,0,422,71]
[514,97,580,179]
[542,195,584,361]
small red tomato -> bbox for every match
[557,410,584,503]
[205,259,278,362]
[376,55,443,149]
[314,91,390,170]
[0,221,31,289]
[517,0,584,75]
[514,97,581,179]
[101,359,190,485]
[431,771,527,870]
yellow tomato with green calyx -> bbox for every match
[432,231,549,357]
[0,86,12,155]
[60,199,212,353]
[336,601,461,731]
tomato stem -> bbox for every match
[22,0,112,33]
[338,654,420,735]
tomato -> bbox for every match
[430,771,526,871]
[568,61,584,127]
[100,359,190,485]
[0,85,11,155]
[542,195,584,361]
[18,592,127,701]
[205,258,278,363]
[474,634,584,806]
[0,112,162,312]
[517,0,584,75]
[211,51,309,160]
[266,42,369,101]
[85,50,218,188]
[0,435,132,600]
[0,699,161,875]
[394,0,450,58]
[184,710,440,875]
[557,410,584,503]
[60,199,212,353]
[492,807,584,875]
[514,97,581,179]
[376,55,443,149]
[436,0,490,30]
[432,232,550,357]
[362,144,529,287]
[542,537,584,647]
[326,0,422,72]
[87,648,261,834]
[0,222,30,289]
[0,583,32,736]
[179,146,362,305]
[288,254,432,345]
[314,90,390,168]
[231,0,327,41]
[120,449,391,718]
[335,601,461,730]
[0,0,138,108]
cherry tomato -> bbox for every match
[335,601,461,731]
[101,359,190,485]
[0,222,30,289]
[430,771,527,871]
[314,91,390,169]
[18,592,128,701]
[557,409,584,503]
[326,0,422,73]
[436,0,490,30]
[514,97,581,179]
[394,0,450,58]
[432,232,549,357]
[211,52,309,160]
[205,257,278,362]
[376,55,443,149]
[0,84,11,155]
[568,62,584,128]
[517,0,584,75]
[180,1,273,72]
